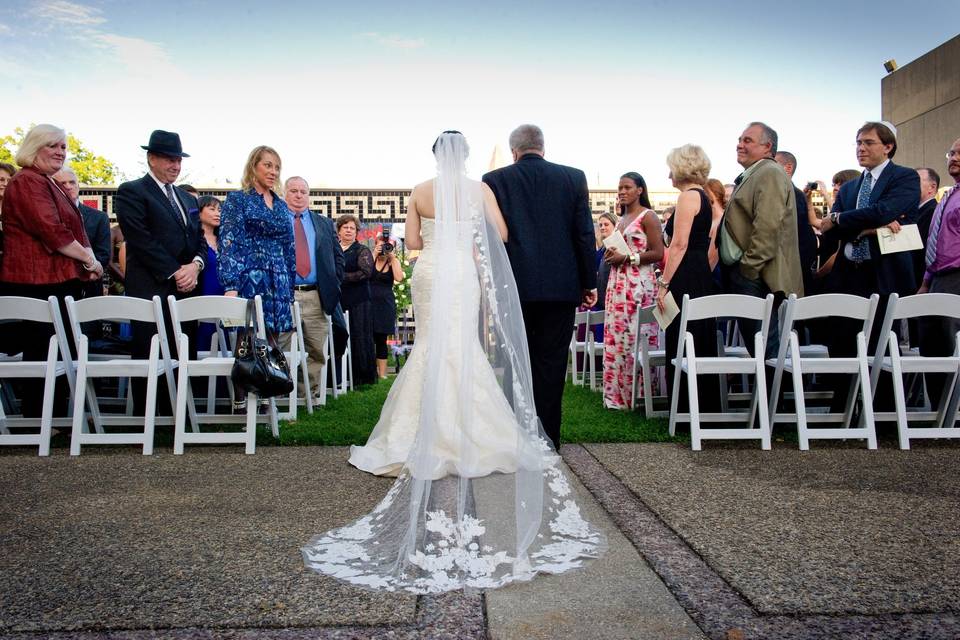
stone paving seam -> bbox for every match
[563,444,960,640]
[0,592,486,640]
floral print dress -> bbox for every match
[217,189,296,333]
[602,212,660,409]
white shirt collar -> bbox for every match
[149,169,171,191]
[865,158,890,183]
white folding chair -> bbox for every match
[870,293,960,449]
[340,309,354,393]
[669,294,774,451]
[569,310,590,385]
[768,294,879,450]
[273,301,305,421]
[65,295,176,456]
[290,301,316,412]
[167,295,279,455]
[0,296,75,456]
[325,313,341,400]
[630,305,667,417]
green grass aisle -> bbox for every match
[272,376,683,446]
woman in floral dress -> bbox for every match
[602,172,664,409]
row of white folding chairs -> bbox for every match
[569,310,604,389]
[668,292,960,451]
[0,294,298,456]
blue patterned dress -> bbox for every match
[218,189,295,333]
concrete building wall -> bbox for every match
[881,34,960,186]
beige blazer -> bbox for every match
[722,158,804,295]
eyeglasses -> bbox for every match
[947,150,960,160]
[855,140,883,148]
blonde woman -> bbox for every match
[218,145,295,333]
[658,144,721,412]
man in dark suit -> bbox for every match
[482,124,597,450]
[115,130,206,411]
[53,167,111,299]
[283,176,345,400]
[912,167,940,290]
[818,121,920,411]
[775,150,818,295]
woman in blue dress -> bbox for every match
[218,145,295,334]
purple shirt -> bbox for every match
[925,186,960,282]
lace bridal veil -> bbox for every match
[301,132,605,593]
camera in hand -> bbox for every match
[806,181,819,191]
[382,230,394,253]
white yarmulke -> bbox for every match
[879,120,898,140]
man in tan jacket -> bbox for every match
[718,121,803,358]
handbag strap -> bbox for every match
[244,297,260,336]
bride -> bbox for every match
[301,131,605,593]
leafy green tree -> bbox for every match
[0,126,119,184]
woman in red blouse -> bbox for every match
[0,124,100,417]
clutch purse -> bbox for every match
[230,298,294,398]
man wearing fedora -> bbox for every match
[115,130,206,412]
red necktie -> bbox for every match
[294,213,311,278]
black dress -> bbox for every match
[341,242,377,386]
[370,260,397,336]
[664,188,721,413]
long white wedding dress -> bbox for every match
[348,218,537,479]
[302,132,604,594]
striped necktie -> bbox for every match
[849,172,873,263]
[164,183,185,226]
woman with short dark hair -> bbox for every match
[337,214,377,386]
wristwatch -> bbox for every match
[657,276,670,290]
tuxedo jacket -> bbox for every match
[722,158,803,295]
[79,203,111,267]
[829,161,920,296]
[308,211,344,315]
[482,154,597,304]
[114,174,205,301]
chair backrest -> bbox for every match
[65,296,164,358]
[0,296,73,378]
[682,294,773,324]
[572,310,590,337]
[167,295,266,358]
[891,293,960,321]
[587,310,605,327]
[775,293,878,366]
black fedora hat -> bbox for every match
[140,130,190,158]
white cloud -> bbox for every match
[0,56,31,78]
[33,0,105,26]
[93,32,183,78]
[0,23,12,35]
[360,31,425,50]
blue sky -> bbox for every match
[0,1,956,189]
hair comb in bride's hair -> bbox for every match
[432,130,464,154]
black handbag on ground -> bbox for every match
[230,298,294,398]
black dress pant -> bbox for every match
[520,301,576,450]
[131,292,196,415]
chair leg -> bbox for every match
[888,335,910,450]
[70,339,89,456]
[245,391,257,454]
[38,340,58,457]
[856,334,877,450]
[173,338,190,455]
[790,338,810,450]
[643,356,654,418]
[142,338,159,456]
[685,335,702,451]
[754,333,771,450]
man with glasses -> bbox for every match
[917,138,960,408]
[818,121,920,412]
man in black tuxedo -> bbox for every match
[283,176,345,400]
[115,130,206,411]
[482,124,597,450]
[52,167,111,299]
[818,121,920,411]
